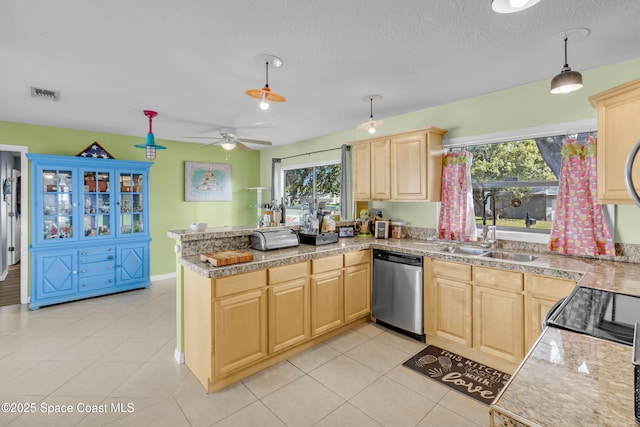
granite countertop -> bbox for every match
[176,235,640,298]
[490,327,637,426]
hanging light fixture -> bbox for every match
[491,0,541,13]
[550,35,584,95]
[246,54,286,110]
[357,95,384,135]
[134,110,167,160]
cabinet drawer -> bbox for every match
[269,261,309,285]
[79,260,115,276]
[344,250,370,267]
[527,275,575,300]
[215,270,267,298]
[474,266,523,292]
[312,255,343,274]
[79,253,115,264]
[78,247,114,257]
[79,274,115,292]
[433,260,471,281]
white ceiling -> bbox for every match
[1,0,640,150]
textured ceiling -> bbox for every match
[1,0,640,149]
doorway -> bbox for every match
[0,145,29,307]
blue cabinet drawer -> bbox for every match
[78,246,114,257]
[79,253,115,263]
[79,274,115,292]
[79,260,115,276]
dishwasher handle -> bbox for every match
[374,250,422,267]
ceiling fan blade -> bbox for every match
[184,136,224,141]
[235,142,251,151]
[201,141,223,148]
[238,138,272,146]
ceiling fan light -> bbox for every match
[220,141,236,150]
[491,0,541,13]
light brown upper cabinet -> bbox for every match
[589,78,640,204]
[352,127,447,202]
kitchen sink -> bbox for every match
[441,246,488,256]
[479,251,538,262]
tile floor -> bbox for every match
[0,278,490,426]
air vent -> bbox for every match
[30,87,60,101]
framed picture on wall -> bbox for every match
[184,161,232,201]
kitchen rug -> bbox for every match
[402,345,510,406]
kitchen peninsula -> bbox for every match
[169,225,640,425]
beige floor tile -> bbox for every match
[52,316,114,337]
[385,365,449,403]
[131,315,176,338]
[88,304,139,320]
[0,360,90,395]
[10,317,78,336]
[52,361,143,397]
[0,359,42,385]
[0,316,24,335]
[91,317,154,337]
[120,302,174,320]
[242,360,304,398]
[52,335,127,361]
[213,400,286,427]
[7,396,104,427]
[350,376,436,427]
[100,336,171,362]
[287,342,340,373]
[417,404,483,427]
[174,381,257,426]
[4,334,83,360]
[354,321,386,338]
[110,361,189,398]
[314,402,382,427]
[374,330,427,354]
[172,370,204,395]
[0,334,33,359]
[261,375,344,426]
[309,354,381,400]
[105,396,191,426]
[325,329,370,353]
[439,390,491,426]
[148,339,179,363]
[345,337,410,374]
[0,395,46,426]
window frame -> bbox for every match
[441,118,610,245]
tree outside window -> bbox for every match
[283,163,341,222]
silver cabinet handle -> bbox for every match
[81,269,87,273]
[81,283,86,287]
[81,251,87,255]
[108,265,113,270]
[107,255,114,260]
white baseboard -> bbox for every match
[151,272,177,282]
[174,348,185,364]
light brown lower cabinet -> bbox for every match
[183,250,371,393]
[428,258,575,372]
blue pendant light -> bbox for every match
[134,110,167,160]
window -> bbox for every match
[281,162,341,223]
[454,128,595,240]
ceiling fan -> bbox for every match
[184,127,273,151]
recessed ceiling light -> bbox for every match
[491,0,541,14]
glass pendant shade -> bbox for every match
[134,110,167,160]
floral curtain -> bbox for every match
[438,151,477,241]
[549,136,615,256]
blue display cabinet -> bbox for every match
[27,154,153,309]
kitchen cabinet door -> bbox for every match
[589,78,640,204]
[213,289,268,377]
[370,138,391,200]
[344,262,370,323]
[525,275,576,350]
[474,285,524,364]
[268,277,310,354]
[311,270,344,336]
[434,276,473,347]
[391,132,428,200]
[353,142,372,200]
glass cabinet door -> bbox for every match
[82,171,112,238]
[42,169,74,240]
[119,173,144,235]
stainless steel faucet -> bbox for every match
[481,192,497,248]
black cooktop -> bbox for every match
[546,286,640,346]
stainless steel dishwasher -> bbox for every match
[372,249,425,342]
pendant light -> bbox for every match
[246,55,286,110]
[357,95,384,135]
[550,36,583,94]
[491,0,541,14]
[134,110,167,160]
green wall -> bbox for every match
[0,122,261,276]
[260,57,640,244]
